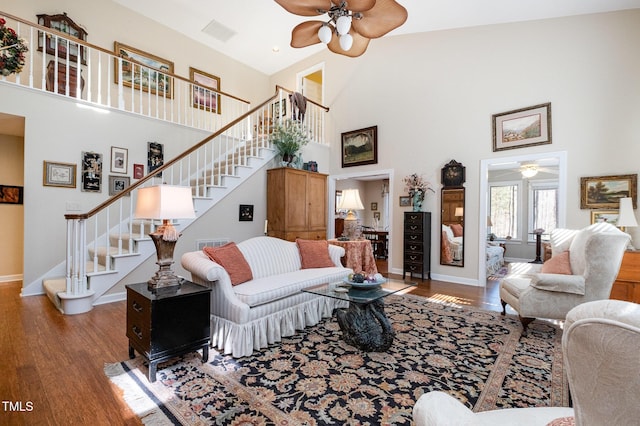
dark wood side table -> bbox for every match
[126,280,211,382]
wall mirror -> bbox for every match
[441,160,466,267]
[441,188,465,266]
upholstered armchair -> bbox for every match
[500,223,629,330]
[563,299,640,425]
[412,299,640,425]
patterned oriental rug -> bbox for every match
[105,294,569,425]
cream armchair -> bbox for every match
[563,299,640,425]
[413,299,640,425]
[499,223,629,331]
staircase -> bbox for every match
[1,12,330,313]
[38,88,327,314]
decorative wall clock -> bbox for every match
[442,160,466,188]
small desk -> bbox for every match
[328,239,378,275]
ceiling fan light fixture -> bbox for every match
[318,24,332,44]
[336,15,352,35]
[339,33,353,51]
[520,164,539,178]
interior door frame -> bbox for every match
[478,150,567,285]
[329,168,395,267]
[296,62,325,104]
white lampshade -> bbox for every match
[455,207,464,217]
[318,24,332,44]
[338,188,364,211]
[339,33,353,51]
[617,197,638,228]
[336,15,352,35]
[134,185,196,220]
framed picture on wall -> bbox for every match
[580,174,637,209]
[133,163,144,179]
[189,67,221,114]
[81,151,102,193]
[114,42,174,98]
[110,146,128,174]
[492,103,552,152]
[43,161,76,188]
[239,204,254,221]
[590,210,619,226]
[341,125,378,168]
[108,175,130,196]
[147,142,164,177]
[399,196,411,207]
[0,185,24,204]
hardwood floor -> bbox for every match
[0,269,502,425]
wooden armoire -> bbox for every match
[267,167,327,241]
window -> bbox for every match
[530,183,558,239]
[490,183,519,239]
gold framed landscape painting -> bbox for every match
[189,67,221,114]
[492,103,552,152]
[580,174,637,209]
[114,42,174,98]
[341,125,378,168]
[591,210,618,226]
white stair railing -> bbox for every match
[62,87,329,301]
[0,11,251,132]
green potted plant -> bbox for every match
[269,119,310,167]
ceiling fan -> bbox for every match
[274,0,408,57]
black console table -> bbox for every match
[126,280,210,382]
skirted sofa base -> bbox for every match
[181,236,352,357]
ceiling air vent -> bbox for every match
[202,19,237,43]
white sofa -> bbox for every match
[181,236,352,357]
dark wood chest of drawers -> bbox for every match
[126,280,211,382]
[403,211,431,280]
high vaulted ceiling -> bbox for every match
[112,0,640,75]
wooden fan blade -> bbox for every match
[341,0,376,12]
[327,30,370,57]
[274,0,332,16]
[291,21,324,48]
[352,0,408,39]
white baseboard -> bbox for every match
[0,274,23,283]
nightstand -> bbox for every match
[126,280,211,382]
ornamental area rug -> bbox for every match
[105,294,569,425]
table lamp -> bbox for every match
[617,197,637,249]
[134,184,196,290]
[338,188,364,240]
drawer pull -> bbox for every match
[410,225,418,231]
[132,301,143,313]
[410,245,418,250]
[132,325,143,340]
[410,235,418,240]
[410,255,417,261]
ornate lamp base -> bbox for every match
[148,227,182,290]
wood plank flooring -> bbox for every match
[0,262,502,425]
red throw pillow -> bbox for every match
[450,224,463,237]
[296,239,334,269]
[203,242,253,285]
[541,251,572,275]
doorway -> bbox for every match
[296,63,324,105]
[0,112,25,283]
[478,151,567,285]
[329,169,395,272]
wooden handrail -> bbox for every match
[64,86,324,220]
[275,85,330,112]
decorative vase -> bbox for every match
[412,191,424,212]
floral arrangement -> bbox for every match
[269,118,310,164]
[0,18,28,76]
[403,173,433,196]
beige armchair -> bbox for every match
[500,223,629,331]
[563,299,640,425]
[413,299,640,425]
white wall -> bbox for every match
[271,10,640,283]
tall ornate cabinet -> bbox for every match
[267,167,327,241]
[403,212,431,280]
